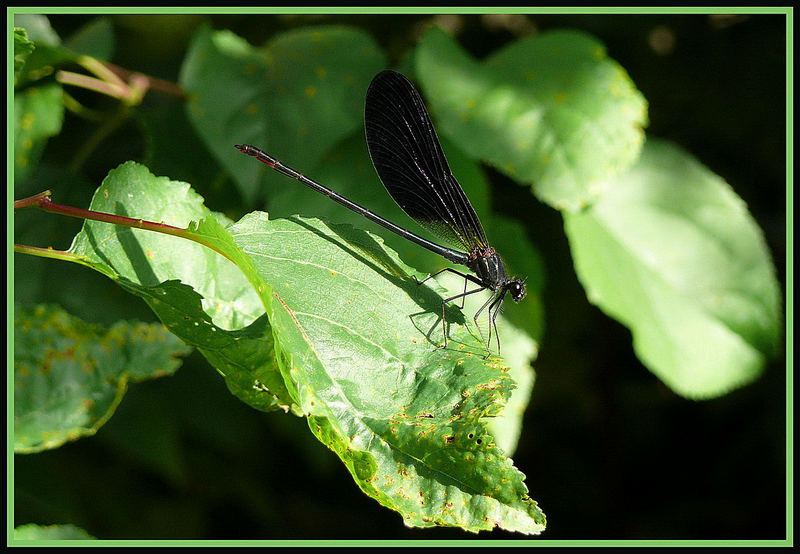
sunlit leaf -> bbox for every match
[59,161,546,533]
[416,27,647,212]
[67,162,290,412]
[564,138,781,398]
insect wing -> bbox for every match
[364,70,488,252]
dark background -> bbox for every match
[13,13,787,540]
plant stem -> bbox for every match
[77,56,129,90]
[13,244,83,263]
[61,91,104,121]
[56,70,128,100]
[14,191,236,264]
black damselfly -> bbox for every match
[236,70,525,353]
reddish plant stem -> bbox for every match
[14,191,235,264]
[16,191,185,236]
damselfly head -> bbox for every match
[508,278,526,302]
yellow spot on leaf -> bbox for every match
[20,113,35,130]
[554,92,567,103]
[305,85,317,98]
[247,104,258,115]
[315,66,327,79]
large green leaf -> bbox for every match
[564,138,782,398]
[55,161,545,533]
[66,162,291,413]
[14,304,190,453]
[261,131,543,456]
[180,24,386,203]
[415,27,647,212]
[228,213,545,533]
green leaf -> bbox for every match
[564,138,782,398]
[66,162,292,413]
[227,213,546,533]
[13,304,190,453]
[415,27,648,212]
[67,164,263,328]
[14,28,35,78]
[59,162,545,533]
[63,16,114,60]
[180,24,386,203]
[14,83,65,182]
[434,270,538,457]
[260,130,543,460]
[14,523,96,541]
[485,321,537,457]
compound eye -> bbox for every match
[510,280,526,302]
